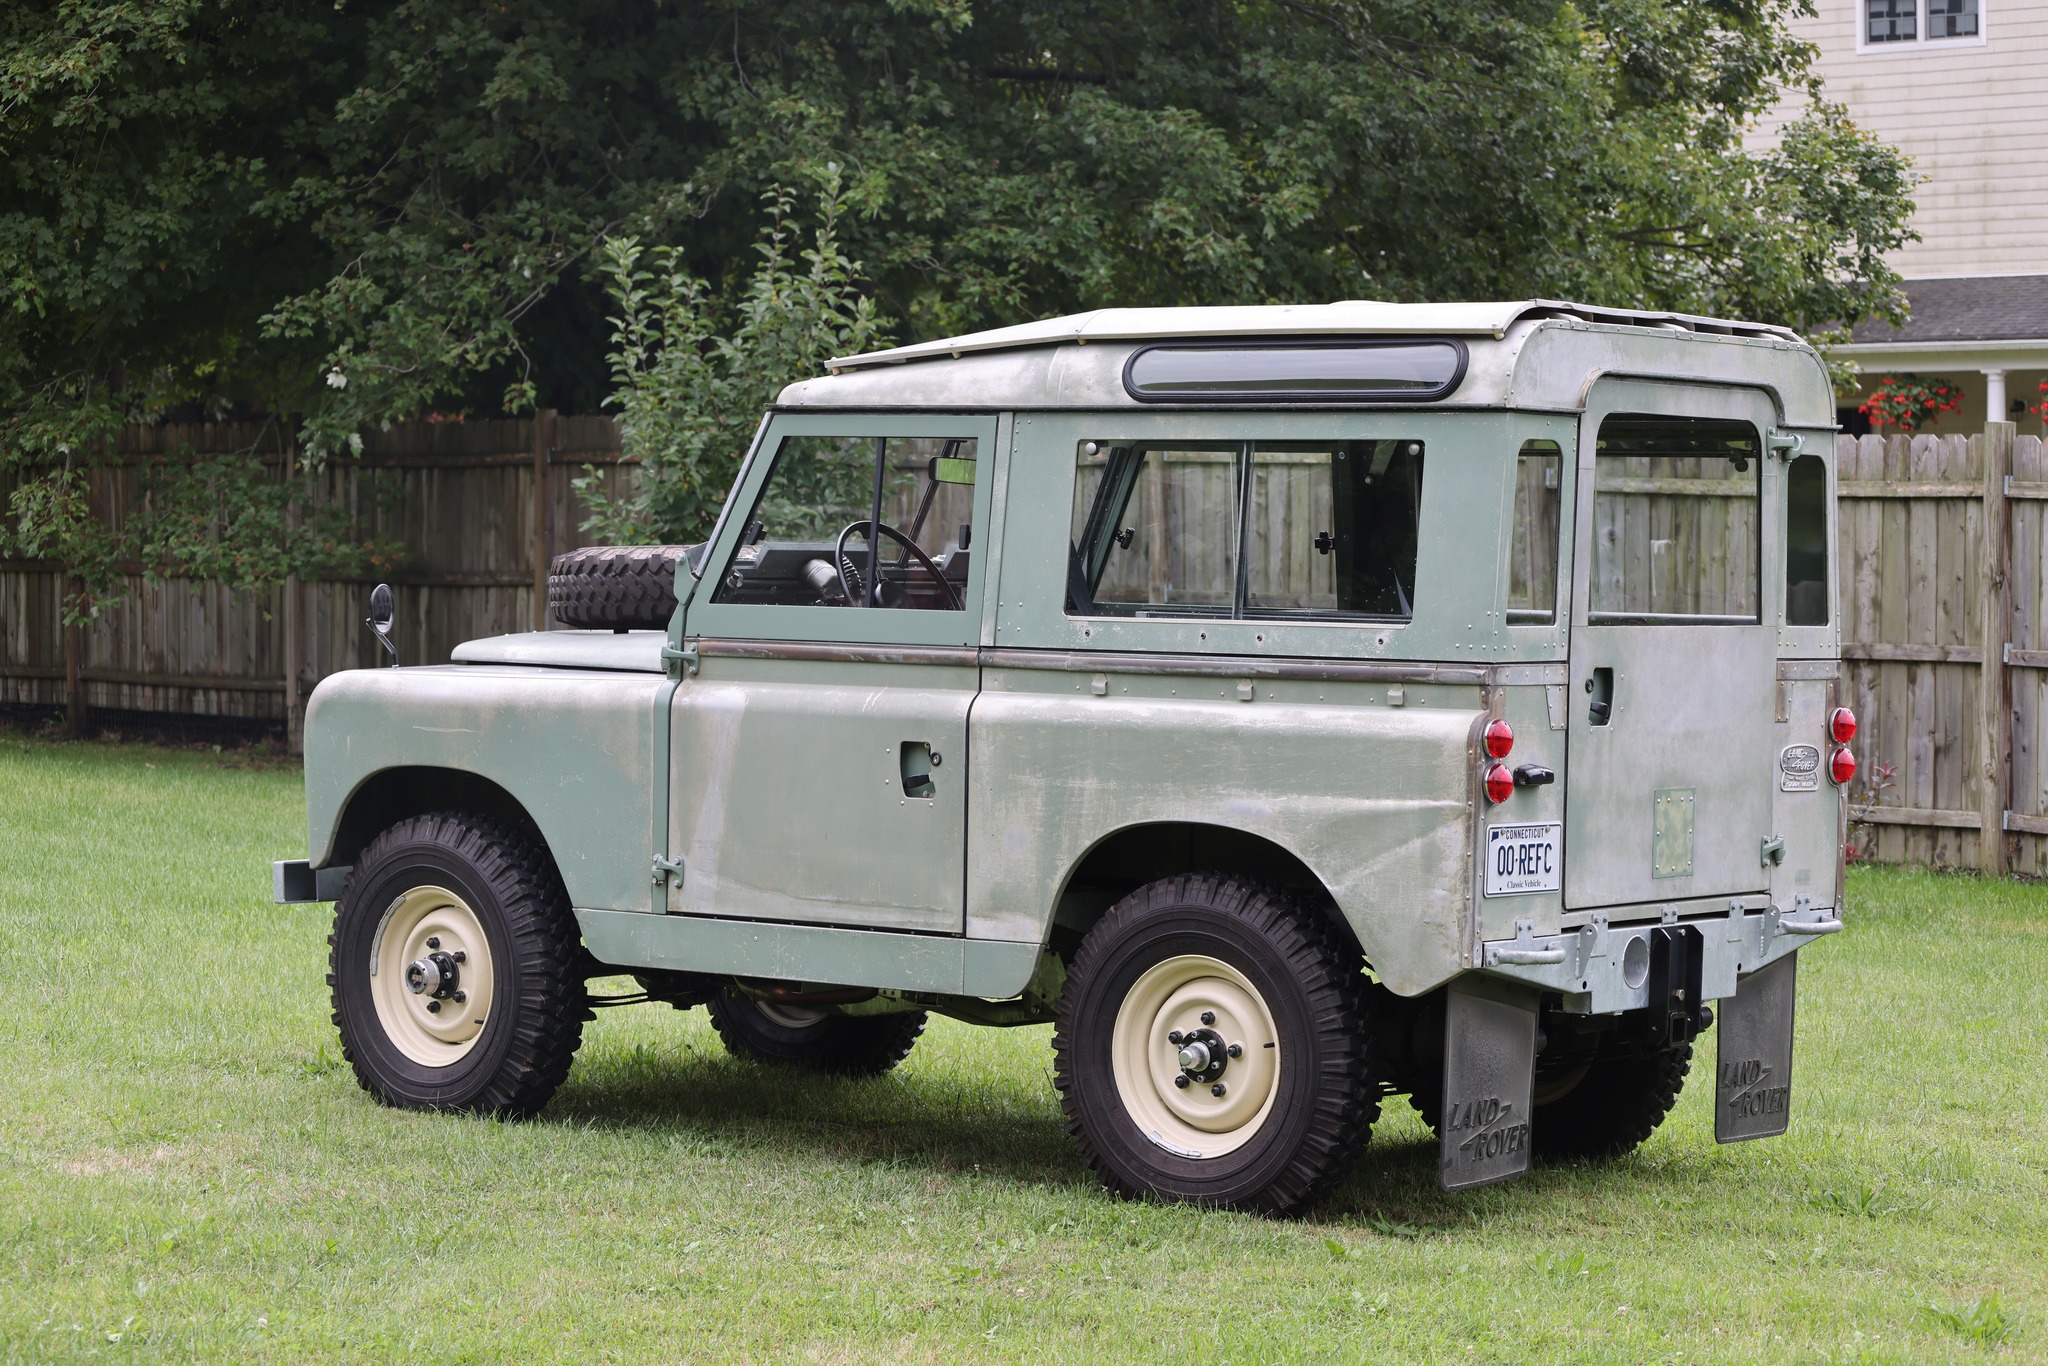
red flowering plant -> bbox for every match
[1857,374,1964,432]
[2032,381,2048,422]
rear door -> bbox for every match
[1564,381,1781,909]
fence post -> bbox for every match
[283,426,306,754]
[1979,421,2016,875]
[530,409,557,632]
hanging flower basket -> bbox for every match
[1857,374,1964,433]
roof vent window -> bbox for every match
[1123,340,1467,404]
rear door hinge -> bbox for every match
[1760,834,1786,867]
[652,854,685,887]
[662,642,700,676]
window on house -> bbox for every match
[1867,0,1981,44]
[1928,0,1979,37]
[1867,0,1916,41]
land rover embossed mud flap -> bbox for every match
[1439,977,1538,1190]
[1715,952,1798,1142]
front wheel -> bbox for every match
[328,813,586,1118]
[1053,875,1378,1215]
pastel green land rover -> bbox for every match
[275,301,1850,1213]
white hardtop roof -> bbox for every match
[827,299,1801,372]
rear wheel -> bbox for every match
[328,813,586,1117]
[705,990,926,1076]
[1053,874,1376,1215]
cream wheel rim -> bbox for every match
[1109,954,1281,1159]
[368,885,496,1067]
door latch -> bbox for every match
[1759,834,1786,867]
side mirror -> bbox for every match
[366,583,398,667]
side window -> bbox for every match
[1508,440,1563,624]
[1246,442,1423,619]
[1590,415,1760,623]
[1067,437,1424,622]
[1070,443,1239,616]
[1785,452,1829,626]
[713,435,977,610]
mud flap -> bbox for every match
[1715,951,1798,1143]
[1439,977,1538,1190]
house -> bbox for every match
[1758,1,2048,433]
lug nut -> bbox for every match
[453,991,467,1004]
[1211,1083,1227,1097]
[452,950,466,963]
[427,1000,442,1014]
[1227,1043,1243,1058]
[1167,1030,1185,1045]
[1174,1075,1190,1089]
[1200,1010,1216,1026]
[427,936,440,949]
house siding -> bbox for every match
[1754,1,2048,277]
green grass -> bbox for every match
[1,734,2044,1362]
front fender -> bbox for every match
[304,665,667,913]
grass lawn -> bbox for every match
[0,734,2043,1362]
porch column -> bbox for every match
[1983,368,2008,422]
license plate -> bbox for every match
[1484,822,1562,896]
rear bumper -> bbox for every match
[1477,902,1839,1014]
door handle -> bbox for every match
[1587,667,1614,726]
[900,741,938,798]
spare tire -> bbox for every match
[547,545,699,629]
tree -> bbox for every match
[4,1,1913,561]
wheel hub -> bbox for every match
[369,887,495,1067]
[1109,954,1282,1159]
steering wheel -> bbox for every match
[834,520,961,611]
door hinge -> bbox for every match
[652,854,685,887]
[662,642,700,676]
[1760,834,1786,867]
[1766,431,1803,460]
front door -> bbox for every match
[1565,382,1781,910]
[667,413,997,933]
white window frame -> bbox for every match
[1856,0,1989,55]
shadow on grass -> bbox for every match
[543,1041,1085,1188]
[537,1035,1699,1229]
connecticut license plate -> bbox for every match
[1484,822,1562,897]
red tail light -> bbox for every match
[1829,746,1857,785]
[1484,718,1515,759]
[1829,707,1858,744]
[1484,763,1514,803]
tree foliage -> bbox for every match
[2,0,1915,558]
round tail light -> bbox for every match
[1829,746,1857,785]
[1829,707,1858,744]
[1483,718,1515,759]
[1484,763,1514,803]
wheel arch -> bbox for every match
[326,766,543,868]
[1048,821,1362,960]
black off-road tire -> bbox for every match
[706,990,927,1076]
[328,813,586,1118]
[1053,874,1378,1215]
[1527,1045,1692,1161]
[548,544,691,629]
[1410,1043,1693,1163]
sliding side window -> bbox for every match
[1785,452,1829,626]
[1067,437,1424,622]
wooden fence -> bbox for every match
[0,413,631,748]
[1838,424,2048,877]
